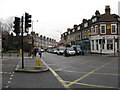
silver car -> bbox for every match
[66,47,76,56]
[57,47,66,55]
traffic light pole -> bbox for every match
[21,16,24,68]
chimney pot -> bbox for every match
[105,5,111,15]
[95,10,100,16]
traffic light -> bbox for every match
[13,17,20,34]
[25,12,32,33]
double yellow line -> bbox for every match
[41,59,72,90]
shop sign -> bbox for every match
[107,25,111,30]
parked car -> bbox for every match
[57,47,66,55]
[53,48,58,54]
[47,48,53,53]
[72,45,85,55]
[76,48,85,55]
[64,47,76,56]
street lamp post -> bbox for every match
[31,20,38,48]
[0,27,3,58]
[57,30,62,42]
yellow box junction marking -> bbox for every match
[41,59,72,90]
[64,81,119,89]
[60,69,120,76]
[67,59,117,87]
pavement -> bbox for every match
[87,52,120,57]
[15,55,49,73]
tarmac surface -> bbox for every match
[1,52,120,89]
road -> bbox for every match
[42,53,119,89]
[1,52,119,89]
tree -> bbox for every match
[6,16,14,33]
[0,17,14,51]
[0,16,14,34]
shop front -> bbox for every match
[76,39,90,53]
[90,35,118,54]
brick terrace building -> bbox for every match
[61,5,120,54]
[90,6,120,54]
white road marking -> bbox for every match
[11,75,13,77]
[5,86,9,88]
[8,81,11,84]
[9,78,12,80]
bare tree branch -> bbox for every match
[0,16,14,34]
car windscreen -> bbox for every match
[59,47,66,50]
[67,48,74,51]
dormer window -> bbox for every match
[68,31,70,34]
[65,33,67,35]
[78,26,80,30]
[92,17,97,23]
[73,29,75,32]
[84,23,88,28]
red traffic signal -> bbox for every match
[25,12,32,33]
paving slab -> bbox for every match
[15,56,49,73]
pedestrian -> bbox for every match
[39,49,42,58]
[64,48,69,57]
[32,48,37,58]
[34,48,37,57]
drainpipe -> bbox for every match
[114,36,115,56]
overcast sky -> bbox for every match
[0,0,119,41]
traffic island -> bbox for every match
[15,57,49,73]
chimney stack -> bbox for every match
[67,28,71,32]
[105,5,111,15]
[73,24,78,31]
[118,1,120,16]
[95,10,100,16]
[82,19,87,23]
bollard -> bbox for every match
[20,49,22,55]
[35,59,41,69]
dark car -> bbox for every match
[74,46,85,55]
[77,49,85,55]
